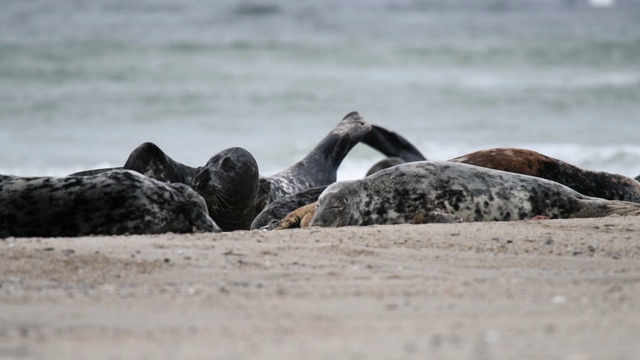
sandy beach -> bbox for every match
[1,217,639,359]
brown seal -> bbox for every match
[449,148,640,203]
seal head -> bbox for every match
[191,147,261,231]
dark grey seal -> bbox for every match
[191,147,269,232]
[0,170,219,238]
[310,161,640,228]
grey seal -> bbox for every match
[0,170,219,238]
[310,161,640,227]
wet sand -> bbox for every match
[1,217,639,359]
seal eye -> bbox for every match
[221,157,235,172]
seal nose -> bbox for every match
[193,170,211,190]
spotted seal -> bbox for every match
[450,148,640,203]
[309,161,640,228]
[0,170,219,238]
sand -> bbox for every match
[1,217,639,359]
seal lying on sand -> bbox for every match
[0,170,219,238]
[309,161,640,228]
[449,148,640,203]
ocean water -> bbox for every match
[1,0,639,180]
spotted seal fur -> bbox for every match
[450,148,640,203]
[0,170,219,238]
[309,161,640,228]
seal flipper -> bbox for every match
[124,142,200,184]
[265,112,372,202]
[275,202,317,230]
[362,124,427,162]
[250,186,327,230]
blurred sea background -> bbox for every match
[1,0,639,180]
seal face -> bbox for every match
[191,147,262,231]
[0,170,219,238]
[310,161,640,228]
[450,148,640,203]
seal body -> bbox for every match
[310,161,640,227]
[450,148,640,203]
[0,170,219,238]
